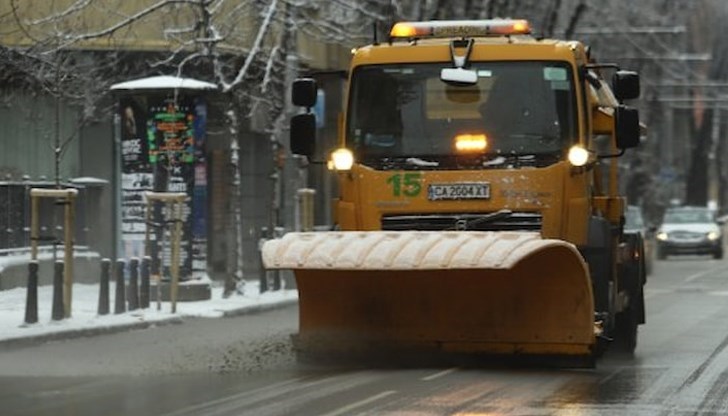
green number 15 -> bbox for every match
[386,173,422,197]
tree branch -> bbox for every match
[218,0,278,93]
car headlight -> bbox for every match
[657,232,669,241]
[707,231,721,241]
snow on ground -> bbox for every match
[0,280,298,344]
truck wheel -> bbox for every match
[614,258,643,355]
[714,249,723,260]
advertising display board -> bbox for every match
[118,93,208,279]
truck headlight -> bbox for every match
[657,232,669,241]
[330,148,354,171]
[707,231,720,241]
[568,145,590,167]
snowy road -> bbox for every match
[4,256,728,415]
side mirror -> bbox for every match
[440,68,478,86]
[290,114,316,157]
[612,70,640,101]
[292,78,318,107]
[615,105,640,150]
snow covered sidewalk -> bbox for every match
[0,281,298,346]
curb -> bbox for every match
[221,298,298,318]
[0,317,184,349]
[0,298,299,349]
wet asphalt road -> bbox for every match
[3,256,728,415]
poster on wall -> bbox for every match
[118,93,208,280]
[120,96,149,167]
[119,96,153,261]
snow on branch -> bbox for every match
[27,0,93,25]
[218,0,278,93]
[64,0,200,46]
[261,45,280,94]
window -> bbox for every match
[347,61,577,169]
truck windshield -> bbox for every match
[347,61,577,169]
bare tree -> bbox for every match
[684,1,728,209]
[2,0,717,286]
[0,0,413,294]
[3,1,125,186]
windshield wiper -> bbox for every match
[362,153,559,170]
[363,156,442,170]
[447,209,513,231]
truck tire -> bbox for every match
[614,260,644,355]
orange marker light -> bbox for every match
[390,20,532,39]
[390,23,418,38]
[455,134,488,152]
[511,20,531,34]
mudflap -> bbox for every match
[263,231,597,363]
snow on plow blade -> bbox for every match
[262,231,595,357]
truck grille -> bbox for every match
[381,212,543,232]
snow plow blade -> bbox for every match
[262,231,595,358]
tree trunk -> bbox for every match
[685,108,712,206]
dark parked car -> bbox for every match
[625,205,653,274]
[656,206,723,259]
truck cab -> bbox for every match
[280,19,645,360]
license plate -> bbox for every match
[428,182,490,200]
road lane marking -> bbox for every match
[685,269,716,283]
[684,264,728,283]
[421,367,458,381]
[160,378,305,416]
[646,264,728,300]
[321,390,396,416]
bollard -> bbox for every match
[259,229,269,294]
[98,258,111,315]
[297,188,316,232]
[259,262,269,294]
[153,257,162,311]
[24,261,39,324]
[114,259,126,314]
[140,256,151,309]
[51,261,64,321]
[272,270,281,291]
[128,258,140,311]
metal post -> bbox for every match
[52,261,64,321]
[260,227,269,294]
[114,259,126,314]
[170,201,182,313]
[143,192,187,312]
[30,195,39,261]
[272,261,282,291]
[297,188,316,232]
[140,256,151,309]
[63,193,75,318]
[24,261,39,324]
[144,196,152,257]
[29,188,77,317]
[156,267,162,311]
[98,258,110,315]
[128,257,139,311]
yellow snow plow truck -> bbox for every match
[263,19,646,364]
